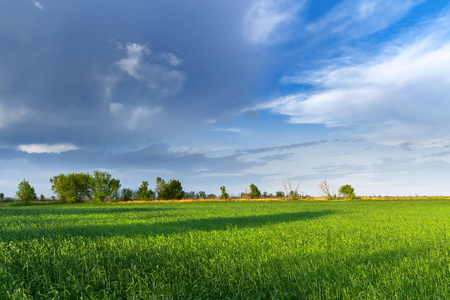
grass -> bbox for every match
[0,200,449,299]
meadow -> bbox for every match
[0,199,449,299]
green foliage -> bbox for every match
[121,188,133,201]
[0,200,450,298]
[196,191,206,199]
[186,191,196,199]
[40,194,45,201]
[90,170,121,203]
[156,177,185,200]
[50,173,91,203]
[0,193,4,201]
[339,184,356,199]
[138,181,154,200]
[276,191,285,198]
[220,186,229,200]
[164,179,185,200]
[15,179,37,202]
[249,183,261,199]
[156,177,165,200]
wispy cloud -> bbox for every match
[264,9,450,147]
[210,127,252,134]
[33,1,44,10]
[17,144,79,154]
[306,0,424,40]
[116,43,186,97]
[242,140,328,154]
[243,0,305,44]
[109,102,162,130]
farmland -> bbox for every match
[1,200,449,299]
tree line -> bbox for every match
[9,172,357,203]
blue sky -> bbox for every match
[2,0,450,197]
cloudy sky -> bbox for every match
[2,0,450,197]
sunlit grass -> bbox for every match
[1,200,449,298]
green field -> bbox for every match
[1,200,449,299]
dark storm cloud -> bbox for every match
[0,1,268,149]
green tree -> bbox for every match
[16,179,37,202]
[50,173,91,203]
[276,191,285,198]
[220,186,229,200]
[156,177,165,200]
[0,193,4,201]
[163,179,185,200]
[121,188,133,201]
[90,170,121,203]
[138,181,154,200]
[155,178,185,200]
[249,183,261,199]
[196,191,206,199]
[186,191,196,199]
[339,184,356,199]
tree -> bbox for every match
[156,178,185,200]
[138,181,154,200]
[276,191,285,198]
[121,188,133,201]
[186,191,196,199]
[339,184,356,199]
[196,191,206,199]
[50,173,91,203]
[164,179,185,200]
[90,170,121,202]
[249,183,261,199]
[16,179,37,202]
[40,194,45,201]
[0,193,4,201]
[318,179,332,200]
[156,177,165,200]
[283,180,300,200]
[220,186,229,200]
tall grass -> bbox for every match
[1,200,449,299]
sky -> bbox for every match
[2,0,450,197]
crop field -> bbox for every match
[0,200,449,299]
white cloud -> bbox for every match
[34,1,44,10]
[17,144,79,154]
[306,0,424,39]
[243,0,305,44]
[159,53,183,67]
[109,102,162,130]
[264,11,450,147]
[116,43,186,97]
